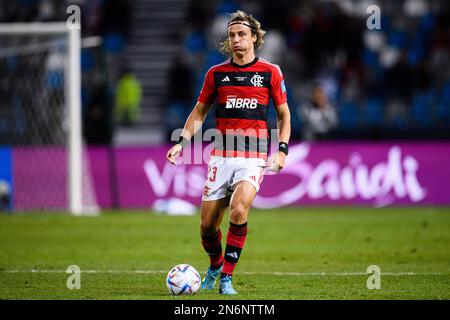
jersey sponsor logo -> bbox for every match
[214,71,271,88]
[250,74,264,87]
[281,80,286,93]
[225,97,258,109]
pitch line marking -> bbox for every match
[0,270,443,276]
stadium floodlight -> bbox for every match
[0,23,99,216]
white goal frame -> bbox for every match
[0,22,85,215]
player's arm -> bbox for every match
[166,101,212,165]
[276,102,291,146]
[272,102,291,171]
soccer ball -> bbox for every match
[166,264,201,295]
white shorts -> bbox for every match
[202,156,266,201]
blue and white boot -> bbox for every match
[201,264,223,290]
[219,275,237,295]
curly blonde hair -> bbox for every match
[219,10,266,56]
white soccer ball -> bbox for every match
[166,264,201,295]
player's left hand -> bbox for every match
[166,144,183,166]
[263,151,287,174]
[276,151,287,171]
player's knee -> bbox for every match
[229,203,248,221]
[200,221,217,237]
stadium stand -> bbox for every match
[0,0,449,143]
[169,0,450,141]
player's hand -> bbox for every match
[166,144,183,166]
[261,151,286,174]
[276,151,287,171]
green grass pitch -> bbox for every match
[0,207,449,300]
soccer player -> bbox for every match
[166,10,291,294]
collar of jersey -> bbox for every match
[230,56,259,68]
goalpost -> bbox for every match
[0,22,99,215]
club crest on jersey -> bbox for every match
[250,74,264,87]
[226,97,258,109]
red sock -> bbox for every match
[201,229,223,269]
[221,222,248,277]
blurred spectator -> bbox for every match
[413,59,432,94]
[84,77,114,145]
[167,55,195,105]
[299,83,338,141]
[385,50,414,102]
[164,55,195,138]
[114,67,142,127]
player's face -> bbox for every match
[227,23,256,58]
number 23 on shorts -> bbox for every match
[208,166,217,182]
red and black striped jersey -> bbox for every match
[198,57,287,159]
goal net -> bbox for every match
[0,23,99,215]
